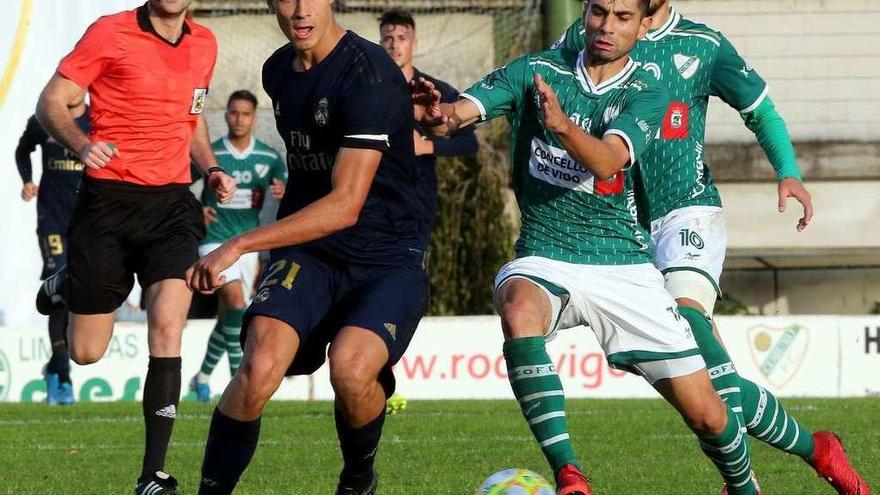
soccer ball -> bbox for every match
[476,468,555,495]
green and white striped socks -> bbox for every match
[199,320,226,378]
[198,308,245,380]
[740,378,815,458]
[699,407,758,494]
[679,307,745,424]
[679,306,816,460]
[503,336,581,474]
[223,308,245,376]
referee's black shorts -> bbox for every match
[67,177,205,314]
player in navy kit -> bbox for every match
[15,100,90,405]
[188,1,426,494]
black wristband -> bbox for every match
[207,166,226,176]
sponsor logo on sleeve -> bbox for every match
[190,88,208,114]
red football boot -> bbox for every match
[556,464,592,495]
[720,471,762,495]
[808,431,871,495]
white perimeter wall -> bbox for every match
[678,0,880,142]
[1,1,878,325]
[0,1,144,326]
[1,316,878,402]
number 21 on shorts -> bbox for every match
[260,259,301,290]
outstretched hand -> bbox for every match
[534,74,570,134]
[185,241,241,294]
[778,178,813,232]
[411,77,446,128]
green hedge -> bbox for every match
[427,123,516,315]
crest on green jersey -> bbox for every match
[673,54,701,79]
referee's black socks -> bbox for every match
[141,356,181,479]
[335,407,386,483]
[199,408,261,495]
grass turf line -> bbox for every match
[0,399,877,494]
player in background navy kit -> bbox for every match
[188,1,427,494]
[15,100,90,405]
[378,8,478,247]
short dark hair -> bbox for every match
[379,8,415,30]
[585,0,651,17]
[227,89,257,110]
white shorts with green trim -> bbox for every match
[494,256,706,384]
[198,243,260,300]
[650,206,726,296]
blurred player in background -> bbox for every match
[15,101,89,406]
[378,8,478,416]
[189,1,427,494]
[415,0,762,493]
[190,89,287,403]
[33,1,235,493]
[553,1,870,493]
[378,8,478,246]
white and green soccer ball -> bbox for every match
[476,468,555,495]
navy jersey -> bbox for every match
[263,32,422,265]
[412,69,479,247]
[15,111,90,230]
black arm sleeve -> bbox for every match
[15,116,47,184]
[428,78,479,157]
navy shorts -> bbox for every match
[37,225,68,280]
[243,246,429,396]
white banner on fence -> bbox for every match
[0,316,878,403]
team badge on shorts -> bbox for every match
[314,97,329,127]
[383,322,397,340]
[190,88,208,114]
[252,288,270,304]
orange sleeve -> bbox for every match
[200,30,219,88]
[57,18,117,89]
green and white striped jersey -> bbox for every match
[462,48,669,265]
[554,9,769,221]
[201,136,287,244]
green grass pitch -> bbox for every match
[1,399,877,494]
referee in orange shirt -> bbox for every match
[34,1,236,493]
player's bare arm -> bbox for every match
[186,147,381,293]
[36,74,117,169]
[191,115,236,204]
[534,73,630,180]
[741,98,813,231]
[413,78,481,136]
[778,178,813,231]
